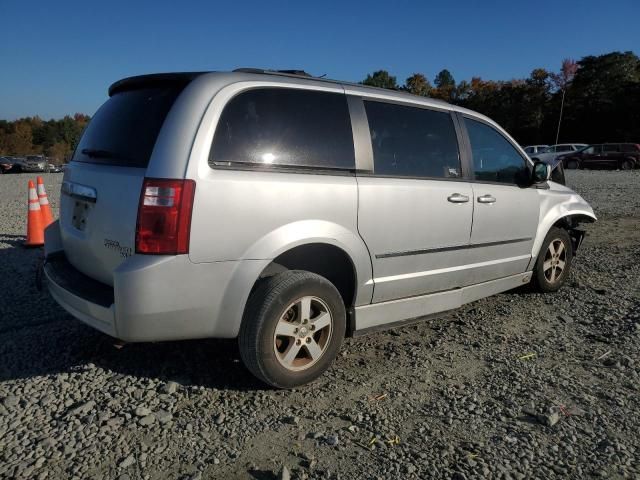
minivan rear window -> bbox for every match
[210,88,355,171]
[72,87,182,168]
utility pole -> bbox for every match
[555,88,566,145]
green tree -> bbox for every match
[562,51,640,142]
[525,68,552,143]
[434,69,455,89]
[404,73,431,97]
[432,69,456,101]
[362,70,398,90]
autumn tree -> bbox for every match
[46,141,71,164]
[0,114,90,158]
[549,60,577,143]
[4,122,35,155]
[404,73,431,97]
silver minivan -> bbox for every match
[44,69,596,388]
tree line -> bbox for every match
[0,50,638,162]
[0,114,89,164]
[362,50,639,145]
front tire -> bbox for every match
[239,270,346,388]
[531,227,573,293]
[566,159,579,169]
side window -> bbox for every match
[556,145,572,152]
[210,88,355,170]
[364,101,461,178]
[523,146,533,154]
[464,118,528,184]
[604,144,620,152]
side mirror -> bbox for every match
[532,160,551,184]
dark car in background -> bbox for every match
[561,143,640,170]
[0,157,13,173]
[0,157,26,173]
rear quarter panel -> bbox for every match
[182,77,374,307]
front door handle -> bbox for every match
[477,194,496,204]
[447,193,470,203]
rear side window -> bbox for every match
[589,145,603,154]
[210,88,355,170]
[464,118,528,184]
[604,144,620,152]
[364,101,461,178]
[556,145,573,152]
[73,87,182,167]
[620,144,639,152]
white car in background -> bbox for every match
[529,144,588,163]
[523,145,549,156]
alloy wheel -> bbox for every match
[273,296,333,372]
[543,239,567,283]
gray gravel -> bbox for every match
[1,171,639,479]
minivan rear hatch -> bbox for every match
[59,74,199,286]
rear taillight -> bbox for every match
[135,178,196,254]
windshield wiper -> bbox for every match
[81,148,128,160]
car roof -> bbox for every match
[109,69,455,109]
[108,69,516,148]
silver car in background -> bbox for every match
[523,145,549,156]
[44,70,596,388]
[530,143,588,163]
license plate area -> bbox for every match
[72,200,92,231]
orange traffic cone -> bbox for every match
[25,180,45,247]
[36,176,54,227]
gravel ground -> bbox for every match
[1,171,639,480]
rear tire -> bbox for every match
[531,227,573,293]
[621,159,634,171]
[238,270,346,389]
[566,159,579,169]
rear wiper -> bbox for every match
[81,148,128,160]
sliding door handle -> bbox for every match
[477,194,496,204]
[447,193,470,203]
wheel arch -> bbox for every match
[531,192,596,265]
[250,242,361,336]
[532,210,596,262]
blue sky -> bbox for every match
[1,0,638,120]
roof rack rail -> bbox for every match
[233,68,313,77]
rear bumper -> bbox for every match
[45,259,117,337]
[44,223,270,342]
